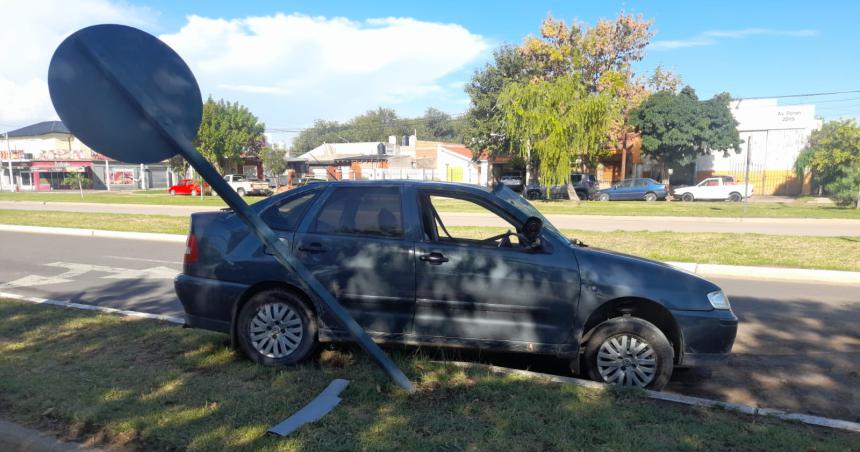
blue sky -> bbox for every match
[2,0,858,143]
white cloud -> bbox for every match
[160,13,489,135]
[652,27,818,51]
[1,4,488,142]
[0,0,155,128]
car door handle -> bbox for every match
[298,243,326,253]
[419,252,449,264]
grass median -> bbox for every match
[2,191,860,219]
[1,299,856,451]
[2,209,859,271]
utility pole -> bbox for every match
[743,135,752,217]
[5,131,12,192]
[105,159,111,191]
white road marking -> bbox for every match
[105,255,181,266]
[0,291,183,324]
[1,261,178,288]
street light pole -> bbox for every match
[5,131,12,192]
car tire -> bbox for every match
[526,190,541,200]
[597,193,610,202]
[583,316,674,390]
[575,190,588,201]
[644,192,657,202]
[236,289,318,366]
[237,187,246,197]
[728,192,742,202]
[681,193,694,202]
[168,189,176,196]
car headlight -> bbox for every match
[707,290,731,310]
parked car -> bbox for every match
[295,176,327,187]
[525,173,599,200]
[499,172,524,192]
[672,175,754,202]
[224,174,272,197]
[595,178,667,201]
[167,178,210,196]
[176,180,737,390]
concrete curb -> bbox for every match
[1,223,858,284]
[446,362,860,434]
[0,291,184,325]
[0,418,99,451]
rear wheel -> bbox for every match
[644,192,657,202]
[728,192,742,202]
[168,189,176,196]
[681,192,694,202]
[583,317,673,390]
[236,290,317,366]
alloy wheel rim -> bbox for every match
[249,302,303,358]
[597,334,657,387]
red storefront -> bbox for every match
[30,161,93,191]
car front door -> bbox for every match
[293,185,415,336]
[412,190,579,346]
[613,180,634,200]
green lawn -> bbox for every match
[2,210,858,271]
[0,300,855,451]
[2,191,859,219]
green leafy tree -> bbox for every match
[261,146,287,177]
[195,97,265,174]
[462,45,534,158]
[631,86,740,176]
[498,75,615,199]
[62,172,89,199]
[415,108,461,143]
[796,119,860,207]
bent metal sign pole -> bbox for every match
[47,24,414,392]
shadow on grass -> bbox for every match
[1,300,858,451]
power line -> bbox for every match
[734,89,860,101]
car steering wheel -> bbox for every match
[482,230,515,248]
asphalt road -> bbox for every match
[3,200,860,236]
[0,230,857,421]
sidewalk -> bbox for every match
[1,223,858,285]
[2,200,859,236]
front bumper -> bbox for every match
[672,308,738,367]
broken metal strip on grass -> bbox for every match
[267,379,350,437]
[443,361,860,434]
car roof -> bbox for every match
[323,179,493,193]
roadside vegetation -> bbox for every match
[2,191,860,218]
[0,299,855,451]
[2,210,859,271]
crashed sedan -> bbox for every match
[175,181,737,389]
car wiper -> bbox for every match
[570,238,588,247]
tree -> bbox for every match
[630,86,740,176]
[415,108,461,143]
[796,119,860,207]
[261,146,287,177]
[462,45,534,159]
[520,12,655,179]
[498,75,615,200]
[195,97,265,174]
[62,172,89,199]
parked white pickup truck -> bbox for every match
[223,174,272,197]
[672,176,753,202]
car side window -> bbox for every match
[263,191,318,231]
[634,179,648,187]
[312,187,403,238]
[421,193,520,246]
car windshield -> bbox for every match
[492,183,561,236]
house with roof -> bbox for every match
[2,120,172,191]
[291,135,489,185]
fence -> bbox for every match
[355,168,441,181]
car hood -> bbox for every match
[572,244,720,311]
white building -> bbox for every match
[694,99,821,195]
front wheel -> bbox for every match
[236,290,317,366]
[596,193,610,202]
[583,317,674,390]
[680,192,694,202]
[168,189,176,196]
[237,187,246,197]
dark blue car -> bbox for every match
[596,178,667,201]
[175,181,736,389]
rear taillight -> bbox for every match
[184,233,198,264]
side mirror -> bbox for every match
[522,216,543,245]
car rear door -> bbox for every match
[293,185,415,335]
[412,190,579,346]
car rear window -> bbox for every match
[571,174,582,183]
[313,186,403,238]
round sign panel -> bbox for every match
[48,24,202,164]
